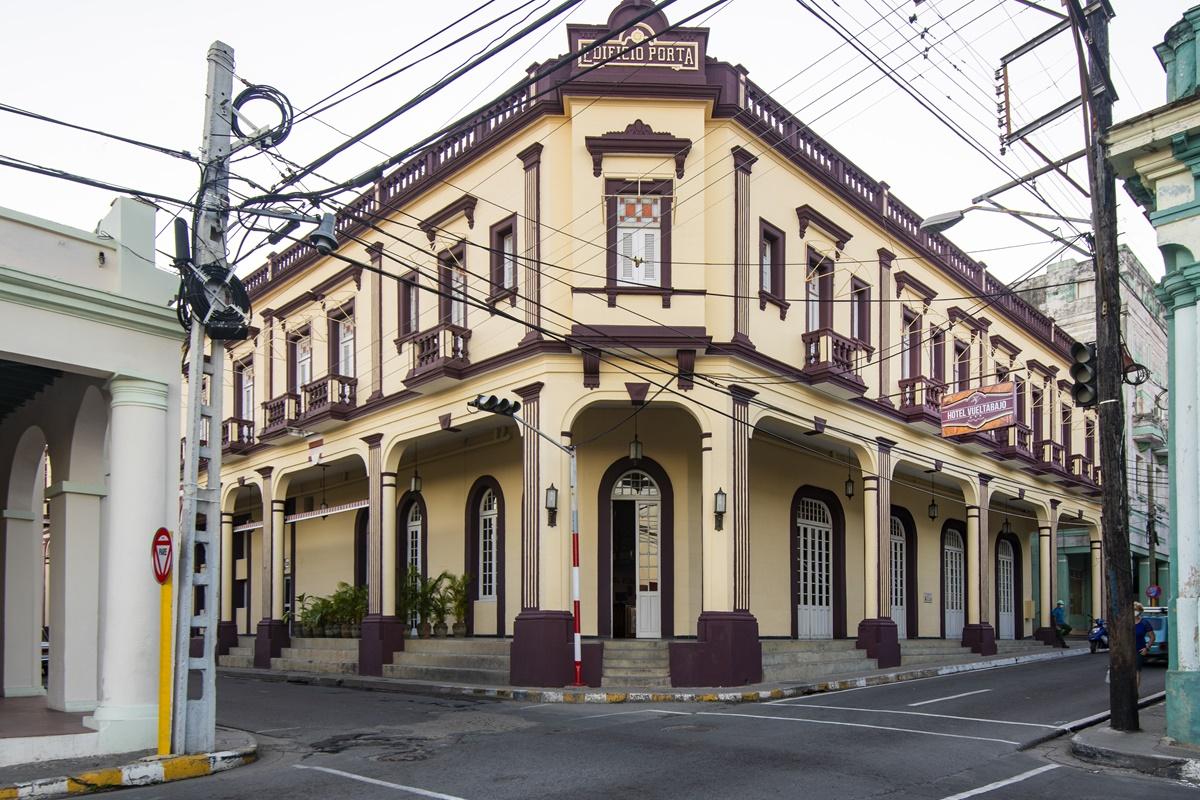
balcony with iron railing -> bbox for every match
[404,323,471,391]
[1132,409,1167,448]
[1070,453,1094,484]
[299,374,358,431]
[897,375,946,430]
[800,328,871,398]
[260,393,301,441]
[221,417,255,459]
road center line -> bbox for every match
[766,703,1057,729]
[908,689,992,707]
[695,711,1020,745]
[582,708,692,720]
[293,764,468,799]
[935,764,1060,799]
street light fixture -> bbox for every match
[545,484,559,527]
[918,204,1091,235]
[714,488,727,531]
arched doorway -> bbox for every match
[597,456,674,639]
[995,533,1023,640]
[941,521,966,640]
[464,476,505,636]
[397,491,427,634]
[790,486,846,639]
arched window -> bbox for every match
[406,502,422,574]
[479,489,498,600]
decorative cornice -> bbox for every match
[731,145,758,174]
[107,376,169,410]
[45,481,106,499]
[361,433,384,448]
[516,142,543,169]
[366,241,384,261]
[948,306,989,331]
[256,466,274,478]
[989,334,1022,358]
[796,205,853,251]
[625,382,650,405]
[419,193,478,244]
[270,264,364,320]
[584,120,692,178]
[729,383,758,403]
[568,324,710,350]
[892,270,938,302]
[1026,359,1059,378]
[514,381,545,401]
[877,248,896,268]
[876,436,897,452]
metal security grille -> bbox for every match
[796,498,833,639]
[613,470,659,497]
[479,489,497,600]
[890,516,906,639]
[998,539,1015,639]
[407,504,421,630]
[944,528,965,640]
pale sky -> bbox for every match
[0,0,1188,284]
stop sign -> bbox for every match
[151,528,172,584]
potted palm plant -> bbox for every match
[415,572,447,639]
[444,574,470,637]
[398,566,421,637]
[349,584,367,639]
[295,593,314,637]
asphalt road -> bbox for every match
[123,653,1189,800]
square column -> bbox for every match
[1033,523,1058,646]
[217,512,238,655]
[961,478,996,655]
[2,509,44,697]
[254,472,288,668]
[46,482,102,712]
[359,434,404,676]
[510,382,574,687]
[856,440,899,668]
[668,386,761,687]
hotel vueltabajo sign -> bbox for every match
[576,22,701,72]
[939,382,1018,437]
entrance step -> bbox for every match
[899,638,970,666]
[760,640,877,683]
[270,637,360,675]
[996,639,1051,654]
[601,640,670,688]
[218,644,254,669]
[384,637,511,686]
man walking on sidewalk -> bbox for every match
[1052,600,1071,645]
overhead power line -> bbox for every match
[0,102,199,162]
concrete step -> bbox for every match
[391,652,510,670]
[763,656,879,683]
[901,653,976,666]
[271,656,358,674]
[601,674,670,688]
[382,664,508,685]
[218,654,254,668]
[760,639,861,653]
[602,655,671,669]
[603,639,669,650]
[236,635,255,648]
[281,647,359,661]
[762,649,874,666]
[289,637,360,650]
[402,638,510,655]
[226,646,254,658]
[601,664,670,678]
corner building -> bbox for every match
[212,0,1104,687]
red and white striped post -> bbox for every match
[569,445,582,686]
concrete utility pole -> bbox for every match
[1066,0,1138,731]
[172,41,235,754]
[1148,457,1157,599]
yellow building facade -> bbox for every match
[211,0,1104,687]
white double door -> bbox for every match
[944,529,965,640]
[997,539,1015,640]
[634,499,661,639]
[796,499,833,639]
[890,518,906,639]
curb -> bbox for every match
[1068,694,1200,783]
[220,645,1085,705]
[1018,690,1167,752]
[0,743,257,799]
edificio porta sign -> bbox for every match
[578,23,699,71]
[939,381,1017,437]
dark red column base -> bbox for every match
[1032,626,1065,647]
[669,611,762,687]
[359,615,406,676]
[856,617,901,668]
[254,618,290,668]
[510,610,574,687]
[961,623,997,656]
[581,641,604,688]
[217,621,239,656]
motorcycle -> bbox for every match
[1089,618,1109,653]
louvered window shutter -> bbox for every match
[619,231,636,284]
[641,230,659,285]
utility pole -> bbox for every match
[1065,0,1138,731]
[1147,459,1157,600]
[172,41,235,754]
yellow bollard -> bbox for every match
[157,571,173,756]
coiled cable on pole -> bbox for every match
[231,84,293,150]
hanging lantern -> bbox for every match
[927,474,939,520]
[844,449,855,499]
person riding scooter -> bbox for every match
[1089,616,1109,653]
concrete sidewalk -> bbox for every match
[220,643,1087,704]
[0,728,257,799]
[1072,700,1200,784]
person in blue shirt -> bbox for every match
[1134,602,1156,691]
[1051,600,1070,644]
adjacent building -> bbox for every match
[210,0,1106,689]
[1108,3,1200,748]
[0,198,183,764]
[1024,246,1171,631]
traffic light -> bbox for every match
[467,394,521,416]
[1069,341,1097,408]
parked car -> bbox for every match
[1142,606,1168,664]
